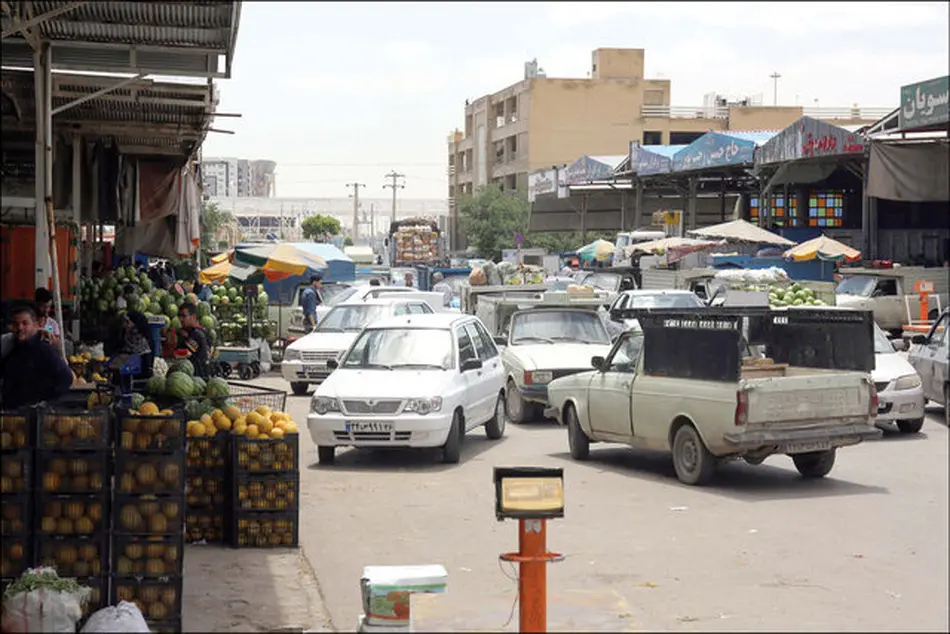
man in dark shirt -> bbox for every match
[0,302,73,408]
[176,302,211,378]
[300,274,324,332]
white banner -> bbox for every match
[527,168,557,203]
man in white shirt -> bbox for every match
[34,288,61,341]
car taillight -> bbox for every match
[734,390,748,426]
[524,371,533,385]
[869,385,878,415]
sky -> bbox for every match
[202,1,950,200]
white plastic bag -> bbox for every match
[250,337,273,373]
[1,568,90,634]
[78,342,105,359]
[80,601,151,633]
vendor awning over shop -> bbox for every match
[561,155,627,185]
[688,218,794,246]
[629,142,687,176]
[672,130,778,173]
[755,116,868,167]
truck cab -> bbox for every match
[837,266,948,334]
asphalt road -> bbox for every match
[266,376,948,632]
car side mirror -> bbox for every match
[609,309,622,321]
[493,336,507,347]
[591,355,606,371]
[326,358,339,370]
[461,358,483,372]
[910,334,927,345]
[890,339,907,352]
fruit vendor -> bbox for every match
[176,302,211,378]
[301,274,324,331]
[0,302,73,408]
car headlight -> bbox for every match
[404,397,442,415]
[525,370,553,385]
[311,396,341,415]
[284,348,301,362]
[893,374,922,391]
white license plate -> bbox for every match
[783,440,832,454]
[302,364,324,373]
[346,421,394,433]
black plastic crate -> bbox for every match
[232,435,299,474]
[39,407,111,450]
[233,473,298,512]
[35,536,108,577]
[35,494,109,536]
[184,508,229,544]
[117,410,186,452]
[0,536,30,578]
[77,576,108,621]
[147,618,182,634]
[232,511,298,549]
[0,407,36,451]
[0,449,31,494]
[111,575,182,624]
[113,495,185,536]
[115,452,185,495]
[113,534,183,578]
[185,432,231,470]
[0,495,30,535]
[36,451,109,495]
[186,473,229,508]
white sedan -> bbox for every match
[282,298,434,395]
[872,322,926,433]
[308,313,507,465]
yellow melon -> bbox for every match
[246,424,259,438]
[139,402,160,416]
[233,421,248,435]
[245,412,264,427]
[223,405,242,422]
[270,427,285,439]
[257,418,273,434]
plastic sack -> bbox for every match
[250,338,273,373]
[1,570,90,634]
[78,342,105,359]
[80,601,151,633]
[469,267,487,286]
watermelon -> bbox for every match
[191,377,207,397]
[199,398,216,416]
[185,399,205,420]
[130,393,146,410]
[200,315,216,330]
[166,372,195,399]
[210,295,221,306]
[165,303,178,319]
[170,359,195,377]
[206,377,230,398]
[197,302,212,318]
[146,375,166,396]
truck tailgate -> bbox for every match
[744,372,871,425]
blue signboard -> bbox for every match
[630,142,686,176]
[562,156,617,185]
[671,132,757,173]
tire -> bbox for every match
[505,380,537,424]
[317,445,335,465]
[238,364,252,380]
[442,411,464,464]
[290,382,309,396]
[566,404,590,461]
[896,418,924,434]
[219,362,232,378]
[671,424,717,486]
[484,393,506,440]
[792,449,836,479]
[250,361,262,378]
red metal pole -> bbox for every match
[518,519,547,633]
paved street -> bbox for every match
[264,377,948,632]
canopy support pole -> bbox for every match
[634,178,643,229]
[71,134,82,341]
[34,43,51,289]
[687,177,698,230]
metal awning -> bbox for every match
[1,1,241,78]
[2,68,215,156]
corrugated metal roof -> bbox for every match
[588,155,627,169]
[642,144,687,158]
[718,130,780,145]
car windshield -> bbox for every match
[578,272,622,292]
[341,328,454,369]
[873,323,894,354]
[837,275,876,297]
[324,285,358,305]
[627,293,704,309]
[510,310,611,345]
[317,304,390,332]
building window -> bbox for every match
[808,190,844,228]
[643,90,664,106]
[749,193,799,227]
[669,131,705,145]
[643,131,662,145]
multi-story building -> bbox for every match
[201,157,238,197]
[446,47,890,228]
[201,157,276,197]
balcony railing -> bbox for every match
[642,105,728,119]
[641,105,894,121]
[802,106,893,120]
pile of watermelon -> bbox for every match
[207,280,276,345]
[134,358,233,418]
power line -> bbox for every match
[382,171,406,219]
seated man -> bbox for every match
[0,302,74,408]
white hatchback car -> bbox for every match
[282,298,435,395]
[872,321,926,433]
[308,313,507,465]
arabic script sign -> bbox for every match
[527,168,557,202]
[562,156,615,185]
[671,132,755,173]
[631,141,673,176]
[899,75,949,130]
[756,116,866,166]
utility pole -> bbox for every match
[346,182,365,240]
[383,171,406,221]
[770,71,781,106]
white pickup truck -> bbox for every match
[546,306,881,485]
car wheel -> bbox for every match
[317,446,335,465]
[897,418,924,434]
[672,424,716,486]
[566,404,590,461]
[792,449,836,479]
[484,393,506,440]
[506,380,534,424]
[290,382,309,396]
[442,411,463,464]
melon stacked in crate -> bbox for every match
[1,408,34,588]
[394,224,438,264]
[113,401,186,633]
[231,406,300,548]
[184,405,235,544]
[34,405,111,620]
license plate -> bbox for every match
[302,365,321,373]
[782,440,832,454]
[346,421,394,433]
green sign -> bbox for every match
[899,75,949,130]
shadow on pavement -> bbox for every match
[306,433,508,473]
[547,447,889,502]
[874,425,931,442]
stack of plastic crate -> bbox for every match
[184,430,231,544]
[0,408,35,587]
[231,432,299,548]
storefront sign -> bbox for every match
[899,75,949,131]
[527,168,557,202]
[630,141,674,176]
[556,167,570,199]
[562,156,616,185]
[671,132,756,173]
[756,116,866,166]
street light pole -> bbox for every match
[770,71,781,106]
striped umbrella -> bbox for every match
[233,243,328,282]
[784,234,861,263]
[577,239,615,262]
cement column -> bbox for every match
[687,177,698,230]
[861,167,871,257]
[580,194,588,242]
[71,136,82,340]
[634,179,643,229]
[619,189,627,231]
[34,44,50,289]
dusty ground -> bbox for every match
[194,375,949,632]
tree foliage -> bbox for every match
[199,201,236,262]
[343,235,354,246]
[301,214,341,241]
[458,186,529,261]
[525,231,616,253]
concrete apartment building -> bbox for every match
[446,47,887,205]
[201,157,277,198]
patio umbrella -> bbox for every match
[577,238,615,262]
[233,243,328,281]
[688,219,794,246]
[626,237,724,263]
[210,250,232,264]
[784,234,861,263]
[199,259,232,284]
